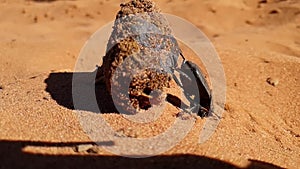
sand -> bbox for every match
[0,0,299,169]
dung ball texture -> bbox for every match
[97,0,181,113]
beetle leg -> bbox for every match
[172,73,183,88]
[199,106,209,118]
[187,104,199,114]
[183,103,209,118]
[175,69,192,81]
[180,53,186,61]
[176,53,192,81]
[171,63,193,87]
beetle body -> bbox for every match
[178,58,213,117]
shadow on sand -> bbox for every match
[44,72,186,113]
[0,140,285,169]
[44,72,118,113]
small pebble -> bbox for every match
[85,13,94,18]
[245,20,253,25]
[258,0,267,4]
[0,85,3,90]
[74,144,94,152]
[267,77,279,87]
[43,96,50,101]
[33,16,38,23]
[269,9,279,14]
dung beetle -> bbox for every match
[170,53,213,118]
[94,0,213,117]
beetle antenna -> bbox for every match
[180,53,186,62]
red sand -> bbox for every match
[0,0,299,168]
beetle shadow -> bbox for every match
[44,71,185,113]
